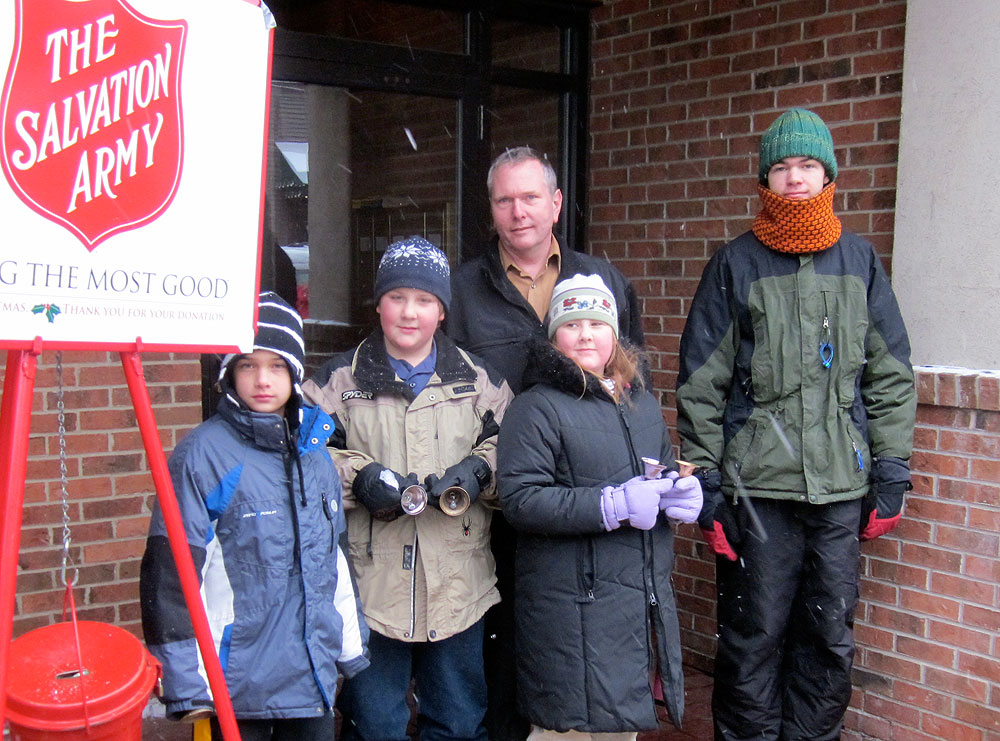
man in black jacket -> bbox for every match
[446,146,644,740]
[447,146,643,394]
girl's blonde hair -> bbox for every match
[602,340,643,403]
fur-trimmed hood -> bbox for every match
[521,337,648,399]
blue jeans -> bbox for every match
[339,619,488,741]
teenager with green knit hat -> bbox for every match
[676,108,916,739]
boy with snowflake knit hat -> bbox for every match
[303,236,513,741]
[675,108,916,739]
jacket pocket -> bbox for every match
[835,410,871,492]
[723,412,764,486]
[748,282,799,403]
[820,286,869,404]
[724,401,802,492]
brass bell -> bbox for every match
[641,457,667,480]
[438,486,471,517]
[674,460,697,477]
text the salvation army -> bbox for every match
[8,14,173,214]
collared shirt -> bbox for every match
[388,343,438,398]
[500,236,562,321]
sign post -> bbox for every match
[0,1,275,738]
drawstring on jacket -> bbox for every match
[282,419,307,507]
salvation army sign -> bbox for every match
[2,1,185,249]
[0,0,272,351]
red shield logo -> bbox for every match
[1,0,186,250]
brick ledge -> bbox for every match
[914,366,1000,411]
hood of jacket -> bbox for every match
[350,328,478,402]
[522,337,649,400]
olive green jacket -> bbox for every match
[676,231,915,503]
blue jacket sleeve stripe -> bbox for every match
[205,465,242,522]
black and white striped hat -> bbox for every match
[219,292,306,417]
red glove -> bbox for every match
[860,456,911,541]
[695,470,739,561]
[701,520,737,561]
[859,509,901,541]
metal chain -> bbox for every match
[56,351,78,587]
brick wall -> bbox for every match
[589,0,906,416]
[846,368,1000,739]
[591,1,1000,738]
[0,351,202,639]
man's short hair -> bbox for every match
[487,146,559,198]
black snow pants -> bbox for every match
[712,497,862,741]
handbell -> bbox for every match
[674,460,697,477]
[400,484,428,515]
[438,486,471,517]
[641,457,667,480]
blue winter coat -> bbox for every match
[140,396,369,720]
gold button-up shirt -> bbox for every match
[499,237,562,321]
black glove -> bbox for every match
[860,456,911,541]
[424,456,492,509]
[695,469,740,561]
[353,462,419,522]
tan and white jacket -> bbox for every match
[303,329,512,643]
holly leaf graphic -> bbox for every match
[31,303,61,323]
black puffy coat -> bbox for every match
[497,341,684,732]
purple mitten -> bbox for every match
[599,479,662,530]
[600,475,648,530]
[601,485,627,531]
[659,475,703,524]
[622,479,663,529]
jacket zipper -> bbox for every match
[321,493,334,552]
[408,531,418,638]
[616,401,659,608]
[617,401,643,477]
[850,437,864,472]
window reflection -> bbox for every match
[489,86,560,162]
[264,82,458,345]
[272,1,465,54]
[493,18,562,73]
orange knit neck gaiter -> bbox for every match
[752,182,842,254]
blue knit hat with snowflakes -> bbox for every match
[375,235,451,311]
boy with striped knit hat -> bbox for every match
[676,108,916,739]
[141,292,369,740]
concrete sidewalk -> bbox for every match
[141,664,715,740]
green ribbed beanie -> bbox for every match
[758,108,837,184]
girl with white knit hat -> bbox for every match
[497,274,702,739]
